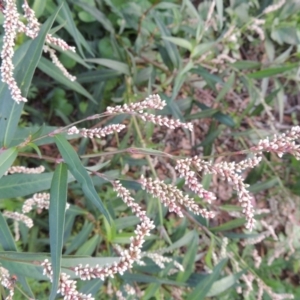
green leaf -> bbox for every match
[0,211,18,251]
[38,57,96,103]
[271,27,299,45]
[186,109,218,120]
[0,259,45,280]
[154,14,180,69]
[162,36,192,51]
[32,0,46,18]
[124,273,185,286]
[51,0,94,57]
[64,222,94,255]
[79,279,104,297]
[216,0,223,29]
[247,64,298,79]
[192,67,223,90]
[210,218,246,232]
[189,259,228,300]
[176,231,199,282]
[230,60,261,70]
[49,163,68,300]
[115,216,139,230]
[206,271,243,296]
[215,72,235,102]
[54,134,110,222]
[0,172,75,199]
[191,42,215,58]
[248,178,279,193]
[77,69,121,83]
[0,5,62,147]
[75,235,100,256]
[204,236,215,269]
[0,147,18,179]
[74,1,114,33]
[85,58,130,75]
[163,231,195,252]
[213,112,235,127]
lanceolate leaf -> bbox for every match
[49,163,68,300]
[54,134,110,221]
[0,3,64,148]
[189,259,228,300]
[0,211,18,251]
[38,57,97,103]
[0,172,75,199]
[0,147,18,179]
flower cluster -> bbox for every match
[22,193,50,213]
[22,192,70,213]
[2,211,33,228]
[0,0,76,104]
[0,0,27,103]
[140,175,215,219]
[252,126,300,159]
[75,181,155,280]
[141,252,184,275]
[263,0,285,14]
[5,165,45,175]
[175,159,217,204]
[106,94,193,131]
[43,45,76,82]
[115,284,136,300]
[106,94,166,114]
[67,124,126,139]
[140,113,193,131]
[41,259,93,300]
[176,155,262,230]
[0,267,15,300]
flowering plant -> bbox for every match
[0,0,299,299]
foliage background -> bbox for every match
[1,0,300,299]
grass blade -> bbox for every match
[54,134,110,221]
[49,163,68,300]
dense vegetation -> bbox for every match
[1,0,300,299]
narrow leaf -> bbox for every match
[189,259,228,300]
[215,72,235,102]
[0,147,18,179]
[0,211,18,251]
[74,1,114,33]
[54,135,110,221]
[207,271,244,296]
[49,163,68,300]
[216,0,223,29]
[162,37,192,51]
[50,0,93,57]
[85,58,130,75]
[0,172,75,199]
[64,222,93,255]
[154,14,180,69]
[38,57,96,103]
[247,64,298,79]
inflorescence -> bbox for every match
[42,259,93,300]
[0,0,76,104]
[74,181,155,281]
